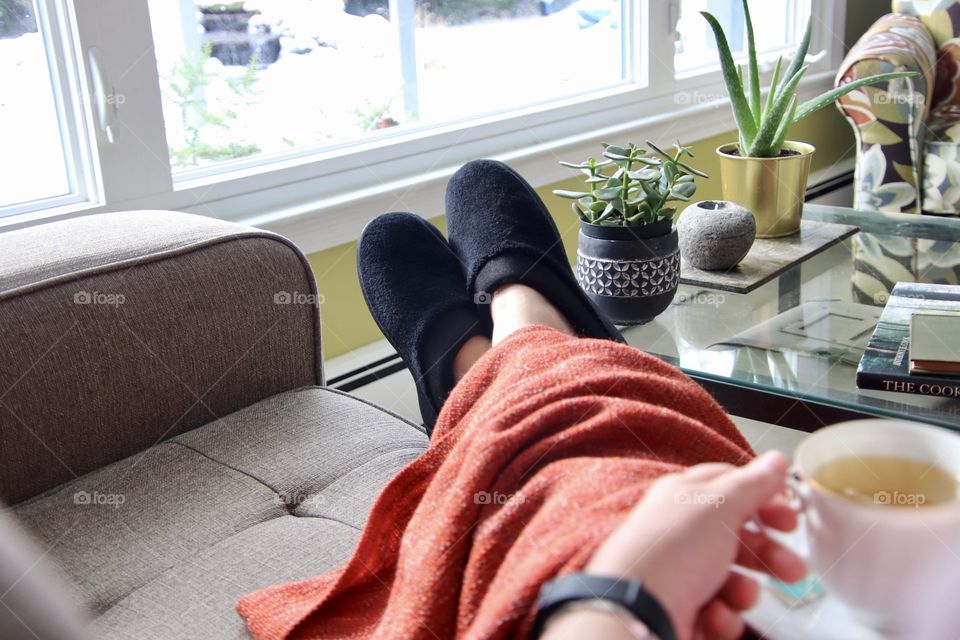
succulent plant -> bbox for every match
[554,141,707,226]
[702,0,919,158]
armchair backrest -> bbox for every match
[0,211,323,504]
[893,1,960,46]
[894,0,960,109]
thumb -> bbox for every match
[713,451,790,521]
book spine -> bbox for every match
[857,371,960,398]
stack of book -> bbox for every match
[857,283,960,398]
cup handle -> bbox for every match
[785,467,810,513]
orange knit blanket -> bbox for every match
[237,326,753,639]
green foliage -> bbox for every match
[162,44,261,168]
[554,141,707,227]
[701,0,918,158]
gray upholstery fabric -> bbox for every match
[91,517,360,640]
[12,387,428,639]
[0,211,262,296]
[0,211,323,504]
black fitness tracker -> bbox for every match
[532,573,676,640]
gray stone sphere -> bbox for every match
[678,200,756,271]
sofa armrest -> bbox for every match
[835,13,937,214]
[0,211,323,504]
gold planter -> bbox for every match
[716,140,815,238]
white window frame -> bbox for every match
[2,0,846,255]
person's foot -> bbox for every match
[358,212,491,433]
[444,159,624,343]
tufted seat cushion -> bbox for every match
[12,386,428,639]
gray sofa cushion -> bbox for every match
[0,211,323,504]
[12,386,427,639]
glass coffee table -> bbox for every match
[620,204,960,432]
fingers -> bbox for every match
[680,462,735,482]
[712,451,790,521]
[734,527,807,583]
[718,571,760,611]
[696,599,745,640]
[757,493,798,531]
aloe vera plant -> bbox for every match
[554,141,707,226]
[702,0,918,158]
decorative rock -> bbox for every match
[677,200,756,271]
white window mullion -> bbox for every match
[71,0,172,207]
[647,0,678,92]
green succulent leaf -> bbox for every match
[587,200,608,214]
[603,144,629,156]
[672,181,697,199]
[780,16,812,96]
[701,10,758,145]
[675,160,709,179]
[793,71,920,124]
[742,0,761,124]
[595,202,615,221]
[594,186,621,200]
[748,64,808,157]
[629,168,660,181]
[553,189,591,199]
[771,95,798,152]
[765,56,783,117]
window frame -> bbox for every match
[2,0,846,251]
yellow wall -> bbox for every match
[309,102,858,360]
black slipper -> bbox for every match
[358,212,489,434]
[445,159,624,342]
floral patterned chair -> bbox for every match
[835,2,960,304]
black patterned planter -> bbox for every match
[576,218,680,326]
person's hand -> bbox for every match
[584,450,806,640]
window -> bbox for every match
[1,0,840,239]
[674,0,810,76]
[0,0,92,214]
[147,0,630,175]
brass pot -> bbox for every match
[716,140,815,238]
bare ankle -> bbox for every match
[490,284,574,344]
[453,335,492,382]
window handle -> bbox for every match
[86,46,119,144]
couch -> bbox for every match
[0,211,429,638]
[835,2,960,304]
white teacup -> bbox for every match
[792,419,960,638]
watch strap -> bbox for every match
[533,573,676,640]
